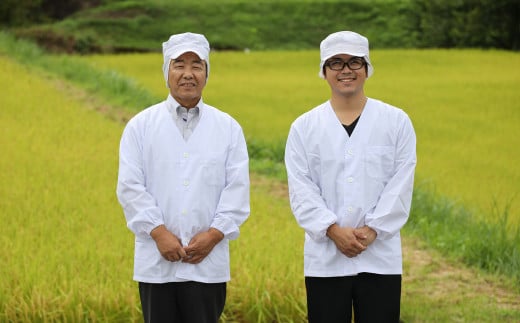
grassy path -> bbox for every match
[401,236,520,322]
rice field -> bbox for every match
[2,47,520,321]
[0,55,305,321]
[84,49,520,226]
[0,57,138,321]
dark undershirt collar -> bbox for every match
[342,115,360,136]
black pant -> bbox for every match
[305,273,402,323]
[138,281,226,323]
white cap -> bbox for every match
[162,32,210,86]
[318,31,374,79]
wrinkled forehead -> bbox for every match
[171,51,204,62]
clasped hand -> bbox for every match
[326,224,377,258]
[150,225,224,264]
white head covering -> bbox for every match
[162,32,210,86]
[319,31,374,79]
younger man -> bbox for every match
[285,31,417,323]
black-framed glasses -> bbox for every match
[325,57,366,71]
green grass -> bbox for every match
[0,31,157,112]
[224,176,307,322]
[0,57,306,320]
[12,0,414,53]
[408,183,520,284]
[83,49,520,227]
[0,56,138,321]
[81,46,520,287]
[4,30,519,273]
[401,236,520,322]
[368,49,520,227]
[1,33,520,321]
[84,50,329,142]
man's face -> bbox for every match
[167,52,207,108]
[324,54,367,98]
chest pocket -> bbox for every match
[365,146,395,181]
[202,154,226,186]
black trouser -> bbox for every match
[305,273,402,323]
[138,281,226,323]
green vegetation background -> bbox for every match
[1,0,520,321]
[1,30,519,322]
[2,0,519,53]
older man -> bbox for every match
[285,31,417,322]
[117,32,250,323]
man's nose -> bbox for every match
[182,71,194,78]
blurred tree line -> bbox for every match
[408,0,519,50]
[0,0,103,25]
[0,0,518,50]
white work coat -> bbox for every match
[117,95,250,283]
[285,98,416,276]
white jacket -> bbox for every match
[117,95,250,283]
[285,98,416,276]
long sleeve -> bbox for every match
[285,123,337,242]
[116,118,164,237]
[285,100,416,276]
[116,100,250,283]
[211,125,250,240]
[364,113,417,240]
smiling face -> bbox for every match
[167,52,207,108]
[324,54,367,99]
